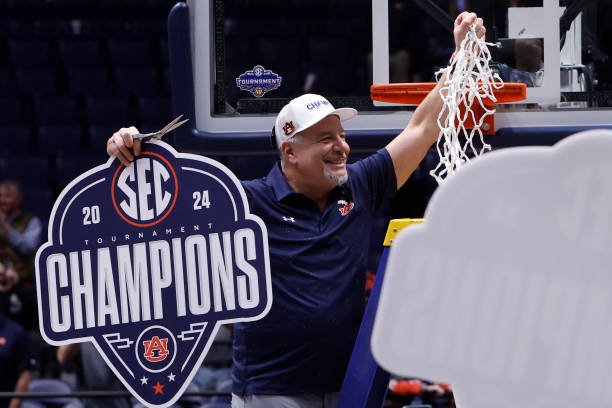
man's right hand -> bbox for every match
[107,126,142,166]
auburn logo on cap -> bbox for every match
[283,121,295,136]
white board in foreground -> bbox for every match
[372,130,612,408]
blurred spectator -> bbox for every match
[0,180,43,283]
[57,343,131,408]
[193,326,232,392]
[0,260,36,331]
[387,377,453,408]
[514,38,544,85]
[496,38,544,87]
[0,314,32,408]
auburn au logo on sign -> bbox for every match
[35,140,272,408]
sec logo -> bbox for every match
[111,152,178,227]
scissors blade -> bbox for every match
[157,114,184,135]
[160,118,189,135]
[133,132,155,140]
[133,115,189,140]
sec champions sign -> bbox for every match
[35,140,272,407]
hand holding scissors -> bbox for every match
[107,115,189,166]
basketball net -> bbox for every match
[431,25,503,184]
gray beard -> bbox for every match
[324,167,348,186]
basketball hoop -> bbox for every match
[371,25,526,184]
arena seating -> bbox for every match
[38,125,84,156]
[85,95,131,126]
[0,0,178,222]
[57,38,104,68]
[137,95,173,128]
[22,186,54,223]
[28,378,75,407]
[108,38,153,67]
[0,69,12,94]
[200,402,230,408]
[88,124,118,154]
[0,155,50,187]
[34,95,79,125]
[209,379,232,405]
[65,67,110,94]
[0,97,23,124]
[20,401,46,408]
[8,39,50,68]
[0,125,31,154]
[114,67,161,95]
[15,68,57,94]
[178,382,206,407]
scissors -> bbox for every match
[133,115,189,141]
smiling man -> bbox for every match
[273,95,356,210]
[107,11,485,408]
[228,94,399,408]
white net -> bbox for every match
[431,25,504,184]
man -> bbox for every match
[107,12,485,408]
[0,180,42,282]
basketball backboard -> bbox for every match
[168,0,612,153]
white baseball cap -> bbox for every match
[273,94,357,148]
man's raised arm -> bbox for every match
[385,11,485,190]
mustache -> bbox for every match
[325,152,347,161]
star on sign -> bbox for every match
[140,376,148,385]
[167,372,175,382]
[153,381,165,395]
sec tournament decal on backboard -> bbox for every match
[236,65,282,97]
[35,140,272,408]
